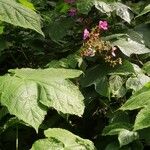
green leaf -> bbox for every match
[0,75,47,132]
[120,82,150,111]
[31,138,64,150]
[143,61,150,76]
[135,23,150,48]
[134,105,150,131]
[0,68,84,131]
[121,83,150,131]
[81,60,134,97]
[9,68,84,116]
[118,129,139,147]
[31,128,96,150]
[46,54,82,69]
[80,64,110,97]
[94,1,112,15]
[103,123,132,136]
[113,37,150,57]
[113,2,134,23]
[109,75,126,98]
[94,1,134,23]
[77,0,93,14]
[109,111,130,124]
[95,76,110,97]
[126,74,150,93]
[39,79,84,116]
[0,0,44,36]
[136,4,150,18]
[44,128,96,150]
[10,68,83,80]
[18,0,35,10]
[48,18,74,41]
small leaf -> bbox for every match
[0,0,44,35]
[118,129,139,147]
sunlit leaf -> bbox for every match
[113,37,150,56]
[0,0,44,35]
[0,68,84,131]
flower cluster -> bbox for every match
[81,20,122,67]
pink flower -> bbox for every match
[99,20,108,30]
[83,29,90,40]
[68,8,77,16]
[64,0,75,4]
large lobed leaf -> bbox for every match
[0,68,84,131]
[0,0,44,35]
[31,128,96,150]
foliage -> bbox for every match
[0,0,150,150]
